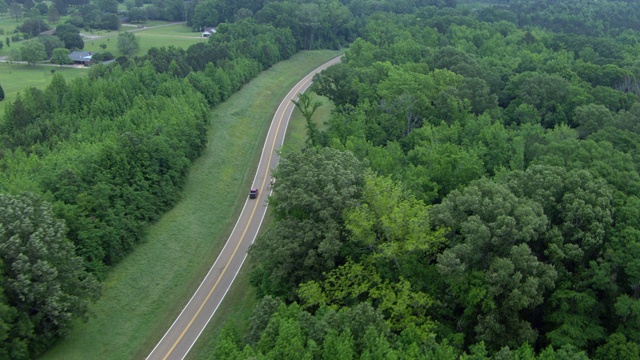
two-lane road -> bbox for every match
[146,55,342,360]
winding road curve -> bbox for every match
[146,55,342,360]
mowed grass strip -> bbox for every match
[38,49,342,360]
[186,92,336,360]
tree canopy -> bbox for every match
[5,0,640,357]
[242,0,640,358]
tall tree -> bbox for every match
[51,47,71,66]
[47,5,60,23]
[431,178,556,350]
[55,24,84,50]
[250,147,364,299]
[0,193,100,358]
[20,41,47,66]
[117,31,140,57]
[292,92,322,147]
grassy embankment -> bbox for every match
[38,49,342,360]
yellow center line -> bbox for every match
[161,76,313,360]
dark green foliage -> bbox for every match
[55,23,84,50]
[7,0,640,357]
[0,12,309,354]
[507,0,640,36]
[0,193,100,359]
[17,18,50,38]
[0,85,4,101]
[240,0,640,358]
[38,34,66,58]
[254,0,355,50]
[249,147,364,299]
[0,63,210,276]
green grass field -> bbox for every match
[0,63,87,112]
[38,49,342,360]
[83,23,206,57]
[0,19,203,59]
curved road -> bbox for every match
[146,55,342,360]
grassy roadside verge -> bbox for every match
[185,92,335,360]
[38,50,342,360]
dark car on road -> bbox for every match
[249,188,258,199]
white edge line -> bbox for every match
[179,59,339,357]
[148,55,342,360]
[145,199,252,359]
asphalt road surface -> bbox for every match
[146,55,342,360]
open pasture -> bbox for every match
[0,63,86,112]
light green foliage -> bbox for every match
[299,260,433,332]
[345,173,445,261]
[322,329,355,360]
[117,32,140,57]
[51,47,71,66]
[20,41,47,66]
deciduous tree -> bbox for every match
[0,193,100,358]
[250,147,364,299]
[52,47,71,66]
[20,41,47,66]
[117,31,140,57]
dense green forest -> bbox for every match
[4,0,640,358]
[0,12,325,358]
[236,0,640,359]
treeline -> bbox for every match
[234,2,640,359]
[467,0,640,37]
[0,17,303,359]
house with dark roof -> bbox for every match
[68,51,93,65]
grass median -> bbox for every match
[38,49,342,360]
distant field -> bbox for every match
[0,19,202,58]
[0,22,204,113]
[82,23,206,57]
[0,63,86,112]
[0,15,20,36]
[0,15,24,57]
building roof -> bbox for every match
[68,51,93,62]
